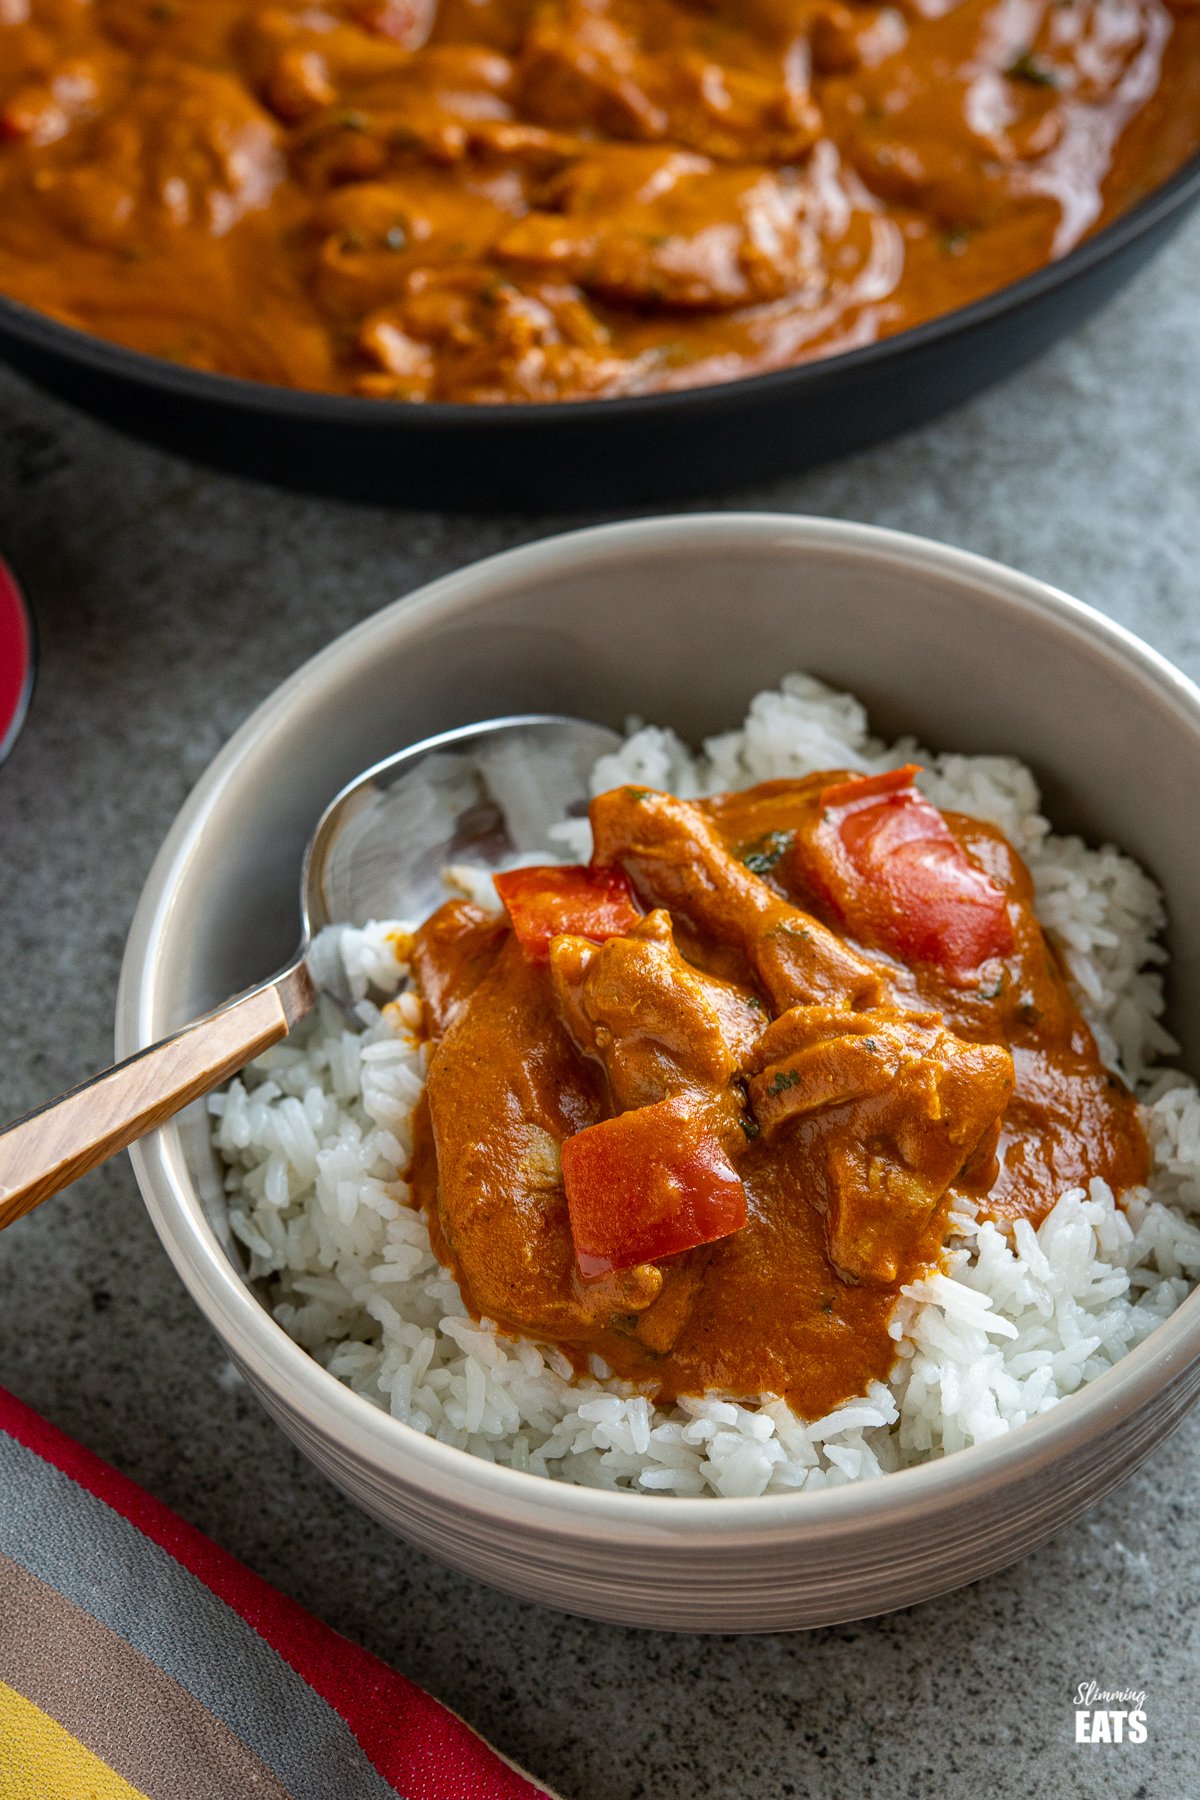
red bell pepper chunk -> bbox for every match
[561,1096,748,1280]
[493,863,641,960]
[805,765,1013,981]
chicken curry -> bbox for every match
[1,0,1198,402]
[410,769,1148,1418]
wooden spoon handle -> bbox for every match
[0,966,314,1229]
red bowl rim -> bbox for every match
[0,556,34,764]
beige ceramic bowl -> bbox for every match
[118,514,1200,1632]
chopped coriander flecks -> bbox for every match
[940,229,970,257]
[1005,50,1058,87]
[768,1068,801,1096]
[623,787,652,801]
[980,972,1006,1000]
[743,830,794,876]
[385,224,408,252]
[739,1116,761,1141]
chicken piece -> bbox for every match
[820,11,1068,232]
[290,43,516,181]
[236,8,415,100]
[807,2,908,76]
[549,910,764,1349]
[747,1003,1013,1283]
[310,174,518,318]
[27,63,284,248]
[549,909,765,1115]
[421,933,663,1339]
[355,266,621,402]
[260,47,338,123]
[497,147,815,309]
[515,0,821,160]
[589,786,886,1011]
[518,0,668,138]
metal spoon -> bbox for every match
[0,714,620,1228]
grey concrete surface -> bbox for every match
[1,212,1199,1800]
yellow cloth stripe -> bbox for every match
[0,1680,152,1800]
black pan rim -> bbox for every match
[2,147,1198,429]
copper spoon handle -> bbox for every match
[0,965,313,1229]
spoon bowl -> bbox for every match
[0,712,619,1227]
[303,714,620,942]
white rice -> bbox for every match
[209,676,1200,1497]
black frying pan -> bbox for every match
[1,152,1198,511]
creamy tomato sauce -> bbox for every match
[410,775,1148,1419]
[1,0,1198,402]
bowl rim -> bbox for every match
[121,512,1200,1535]
[5,149,1200,431]
[0,552,36,766]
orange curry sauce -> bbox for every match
[409,778,1148,1419]
[1,0,1198,402]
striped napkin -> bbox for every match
[0,1385,560,1799]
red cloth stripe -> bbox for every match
[0,1385,554,1800]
